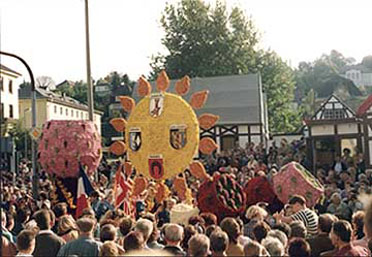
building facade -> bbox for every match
[0,64,22,121]
[342,66,372,88]
[19,86,102,134]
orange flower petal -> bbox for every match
[190,90,209,109]
[109,118,127,132]
[175,75,190,96]
[137,76,152,97]
[190,161,210,180]
[109,141,127,156]
[198,114,219,130]
[156,70,170,92]
[119,96,135,112]
[199,137,218,155]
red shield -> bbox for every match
[148,156,164,180]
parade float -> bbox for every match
[272,162,324,207]
[109,71,225,209]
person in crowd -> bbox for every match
[288,237,311,257]
[123,231,145,252]
[134,218,154,250]
[12,208,31,236]
[267,229,288,248]
[99,241,119,257]
[274,195,318,235]
[330,220,369,257]
[2,211,15,243]
[290,220,307,239]
[326,192,352,221]
[200,212,218,227]
[33,209,65,257]
[244,205,268,239]
[181,225,197,252]
[273,222,292,239]
[307,214,336,257]
[252,221,271,243]
[351,210,365,240]
[188,234,210,257]
[16,230,36,257]
[262,236,285,257]
[2,235,17,257]
[52,203,69,232]
[57,215,79,243]
[57,218,101,257]
[243,240,269,257]
[332,156,348,175]
[163,223,186,256]
[220,217,244,256]
[210,230,229,257]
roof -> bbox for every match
[357,94,372,116]
[0,64,22,77]
[19,85,103,115]
[55,80,75,88]
[133,74,264,124]
[341,64,372,74]
[310,94,355,121]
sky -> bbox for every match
[1,0,372,84]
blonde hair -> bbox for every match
[99,241,119,257]
[245,205,268,220]
[57,215,79,241]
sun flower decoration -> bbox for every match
[109,71,219,203]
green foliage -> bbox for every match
[151,0,301,133]
[362,55,372,69]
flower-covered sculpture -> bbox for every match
[38,120,102,178]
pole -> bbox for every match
[0,51,38,199]
[85,0,94,122]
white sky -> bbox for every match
[1,0,372,83]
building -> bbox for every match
[342,65,372,88]
[19,85,102,134]
[304,95,363,170]
[0,64,22,121]
[357,95,372,168]
[132,74,269,151]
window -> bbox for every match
[76,110,79,117]
[323,109,344,119]
[9,104,13,118]
[71,109,74,117]
[60,107,63,115]
[66,108,68,116]
[0,103,4,119]
[81,112,83,118]
[54,106,57,113]
[9,80,13,94]
[0,77,3,91]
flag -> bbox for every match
[76,165,94,218]
[114,163,134,216]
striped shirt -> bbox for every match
[291,208,318,235]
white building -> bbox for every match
[0,64,22,120]
[342,65,372,87]
[19,85,103,134]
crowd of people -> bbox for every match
[1,138,372,257]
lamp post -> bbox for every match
[0,51,38,199]
[23,108,31,159]
[84,0,94,121]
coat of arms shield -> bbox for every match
[149,93,164,118]
[129,128,141,151]
[170,125,187,150]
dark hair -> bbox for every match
[252,221,271,243]
[332,220,353,243]
[17,230,35,251]
[119,217,134,237]
[16,208,31,223]
[34,209,51,230]
[200,213,217,226]
[288,195,306,206]
[205,225,219,238]
[39,191,48,200]
[123,231,144,251]
[100,224,117,242]
[288,238,311,257]
[189,215,205,228]
[273,223,292,238]
[318,214,335,233]
[182,225,197,251]
[210,231,228,253]
[352,211,365,240]
[53,203,68,218]
[89,191,100,198]
[221,217,242,244]
[290,221,307,238]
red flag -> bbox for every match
[114,163,132,209]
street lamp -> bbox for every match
[23,108,31,159]
[84,0,94,121]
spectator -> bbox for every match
[181,225,197,252]
[307,214,336,257]
[188,234,210,257]
[12,208,31,236]
[267,229,288,248]
[288,238,311,257]
[33,209,65,257]
[351,211,365,240]
[99,241,119,257]
[261,236,285,257]
[290,220,307,239]
[135,218,153,250]
[252,221,271,243]
[330,220,369,257]
[273,222,292,239]
[200,213,218,227]
[57,218,101,257]
[57,215,79,243]
[326,192,352,221]
[244,205,268,238]
[163,223,186,256]
[274,195,318,235]
[220,217,244,256]
[124,231,145,252]
[210,231,229,257]
[2,211,15,243]
[243,241,269,257]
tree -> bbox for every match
[36,76,55,90]
[151,0,300,132]
[362,55,372,69]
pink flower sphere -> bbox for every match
[38,120,102,178]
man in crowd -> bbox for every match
[16,230,36,257]
[210,230,229,257]
[163,223,186,256]
[134,218,153,250]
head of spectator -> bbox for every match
[288,237,311,257]
[200,213,217,226]
[245,205,268,222]
[76,217,96,238]
[244,240,269,257]
[252,221,271,243]
[124,231,145,252]
[273,222,292,239]
[53,203,68,220]
[262,236,285,257]
[189,215,206,231]
[57,215,78,241]
[290,220,307,238]
[5,212,14,231]
[318,214,337,234]
[188,234,210,257]
[288,195,307,213]
[267,229,288,247]
[220,217,242,244]
[205,225,220,238]
[210,231,228,257]
[181,225,197,251]
[99,241,119,257]
[16,230,36,255]
[119,216,134,237]
[16,208,31,226]
[164,223,184,246]
[331,192,342,205]
[330,220,353,248]
[135,218,153,244]
[352,211,365,240]
[100,224,117,242]
[33,209,53,231]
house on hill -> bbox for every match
[132,74,269,151]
